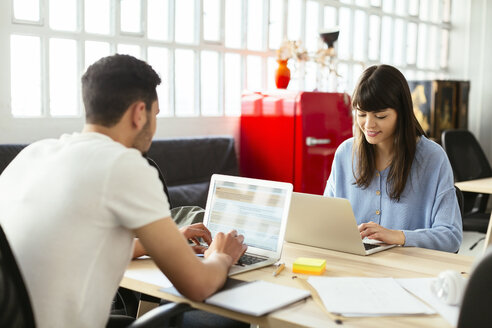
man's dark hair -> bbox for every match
[81,54,161,127]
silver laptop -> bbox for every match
[203,174,293,275]
[285,192,396,255]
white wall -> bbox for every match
[0,115,240,144]
[468,0,492,162]
[449,0,492,162]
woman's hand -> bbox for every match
[358,221,405,245]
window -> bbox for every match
[10,35,41,117]
[7,0,452,118]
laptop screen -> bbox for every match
[206,177,291,252]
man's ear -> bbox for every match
[130,101,147,130]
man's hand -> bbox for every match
[135,218,244,301]
[204,230,247,266]
[179,223,212,247]
[358,221,405,245]
[134,223,213,258]
[190,245,208,254]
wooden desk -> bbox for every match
[455,177,492,254]
[454,177,492,194]
[121,243,474,328]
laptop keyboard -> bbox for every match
[237,254,267,266]
[363,243,382,251]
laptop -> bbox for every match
[203,174,293,275]
[285,192,396,255]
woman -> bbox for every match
[324,64,462,252]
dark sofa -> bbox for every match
[0,136,239,209]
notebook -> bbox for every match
[203,174,293,275]
[285,192,396,255]
[161,278,310,316]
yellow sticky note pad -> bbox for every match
[292,257,327,275]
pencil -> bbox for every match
[295,276,344,325]
[273,263,285,277]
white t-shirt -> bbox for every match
[0,132,171,328]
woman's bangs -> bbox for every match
[353,83,390,112]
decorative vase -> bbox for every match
[275,59,290,89]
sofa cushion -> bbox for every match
[168,182,209,209]
[146,137,239,208]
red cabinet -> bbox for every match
[240,91,353,195]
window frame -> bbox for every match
[5,0,452,119]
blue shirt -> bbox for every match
[324,136,462,253]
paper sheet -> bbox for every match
[396,278,460,326]
[307,277,436,317]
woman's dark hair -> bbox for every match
[81,54,161,127]
[351,64,425,201]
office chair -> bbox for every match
[441,129,492,233]
[0,224,192,328]
[458,246,492,327]
[455,186,465,218]
[0,225,35,328]
[109,302,192,328]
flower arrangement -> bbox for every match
[276,40,309,62]
[276,39,338,70]
[314,47,342,78]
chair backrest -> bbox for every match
[442,129,492,213]
[458,247,492,327]
[0,144,27,175]
[455,185,464,217]
[441,129,492,181]
[0,225,35,328]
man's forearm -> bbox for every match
[184,251,232,301]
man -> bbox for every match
[0,54,246,328]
